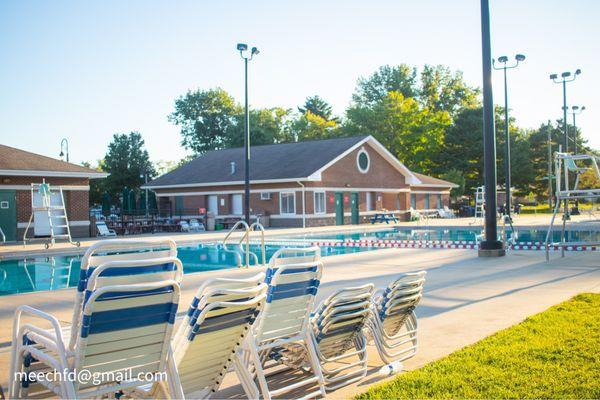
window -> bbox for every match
[366,192,374,211]
[207,195,218,215]
[356,148,370,173]
[231,194,243,215]
[424,194,430,209]
[279,192,296,215]
[410,193,416,209]
[314,191,326,214]
[437,194,443,208]
[260,192,272,200]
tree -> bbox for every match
[103,132,155,201]
[352,64,417,107]
[419,65,479,117]
[440,169,466,200]
[169,88,240,154]
[344,91,451,174]
[298,95,337,121]
[227,107,292,147]
[290,111,339,142]
[82,160,105,206]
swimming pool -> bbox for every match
[0,242,371,296]
[285,227,600,244]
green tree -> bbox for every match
[290,111,339,142]
[169,88,241,154]
[103,132,155,202]
[345,91,451,174]
[440,169,466,200]
[352,64,417,107]
[227,107,292,147]
[82,160,105,206]
[419,65,479,117]
[298,95,337,121]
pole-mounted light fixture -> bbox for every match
[59,138,69,162]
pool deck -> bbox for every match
[0,244,598,398]
[1,214,598,260]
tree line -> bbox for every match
[88,63,596,206]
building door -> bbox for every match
[207,195,218,216]
[350,192,359,224]
[334,192,344,225]
[231,194,243,215]
[174,196,184,216]
[0,190,17,242]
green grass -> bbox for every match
[357,293,600,399]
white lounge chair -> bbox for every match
[190,219,206,232]
[134,273,268,399]
[241,246,327,400]
[96,220,116,237]
[180,221,191,232]
[273,284,375,391]
[368,271,426,364]
[9,265,183,398]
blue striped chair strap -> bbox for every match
[265,266,318,284]
[188,308,258,339]
[77,262,176,291]
[266,279,319,303]
[85,285,176,304]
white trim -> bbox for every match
[411,183,458,188]
[279,191,296,216]
[154,186,411,197]
[269,210,405,219]
[410,190,450,194]
[356,147,370,173]
[313,191,326,215]
[17,220,90,228]
[0,184,90,191]
[142,177,310,190]
[0,169,107,179]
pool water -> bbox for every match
[288,227,600,244]
[0,243,371,296]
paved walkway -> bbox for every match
[0,247,598,398]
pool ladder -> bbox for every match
[222,221,266,268]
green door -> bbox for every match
[334,192,344,225]
[350,192,359,224]
[175,196,184,216]
[0,190,17,242]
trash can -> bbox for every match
[206,212,216,231]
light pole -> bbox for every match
[237,43,260,225]
[492,54,525,220]
[550,69,581,220]
[59,138,69,162]
[478,0,504,257]
[570,105,585,214]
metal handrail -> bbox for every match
[221,220,267,268]
[249,222,267,266]
[0,226,5,243]
[222,220,250,267]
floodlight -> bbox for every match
[515,54,526,61]
[549,74,558,80]
[237,43,248,51]
[575,69,581,75]
[498,56,508,63]
[251,47,259,56]
[561,72,571,78]
[572,106,579,111]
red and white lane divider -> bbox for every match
[309,239,598,252]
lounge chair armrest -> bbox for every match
[13,306,67,350]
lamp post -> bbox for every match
[59,138,69,162]
[237,43,260,225]
[492,54,525,220]
[570,105,585,215]
[478,0,504,257]
[550,69,581,220]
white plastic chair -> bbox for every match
[367,271,426,364]
[96,221,116,237]
[241,246,326,400]
[190,219,206,232]
[180,221,191,232]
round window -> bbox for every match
[357,148,370,173]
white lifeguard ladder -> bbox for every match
[470,186,485,226]
[23,180,80,249]
[544,152,600,261]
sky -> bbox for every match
[0,0,598,167]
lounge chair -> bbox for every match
[190,219,206,232]
[443,206,456,218]
[367,271,426,364]
[132,273,268,399]
[273,284,375,391]
[96,220,116,237]
[9,265,183,398]
[241,246,327,400]
[180,221,191,232]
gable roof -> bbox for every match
[0,144,108,178]
[411,172,458,188]
[146,136,371,188]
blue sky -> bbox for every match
[0,0,598,166]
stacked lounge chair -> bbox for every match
[368,271,426,364]
[9,238,184,399]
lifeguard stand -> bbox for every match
[23,180,80,249]
[545,152,600,260]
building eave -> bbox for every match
[0,169,109,179]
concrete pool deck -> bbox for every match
[0,246,598,398]
[1,213,598,260]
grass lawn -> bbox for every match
[357,293,600,399]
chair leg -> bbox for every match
[247,341,272,400]
[304,332,327,397]
[233,355,259,399]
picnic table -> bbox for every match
[370,211,398,224]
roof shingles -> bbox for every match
[0,144,102,174]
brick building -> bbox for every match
[0,144,107,241]
[144,136,457,227]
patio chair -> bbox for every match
[443,206,456,218]
[9,267,183,398]
[133,273,268,399]
[272,284,375,391]
[241,246,327,400]
[190,219,206,232]
[180,220,191,232]
[96,220,117,237]
[367,271,426,364]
